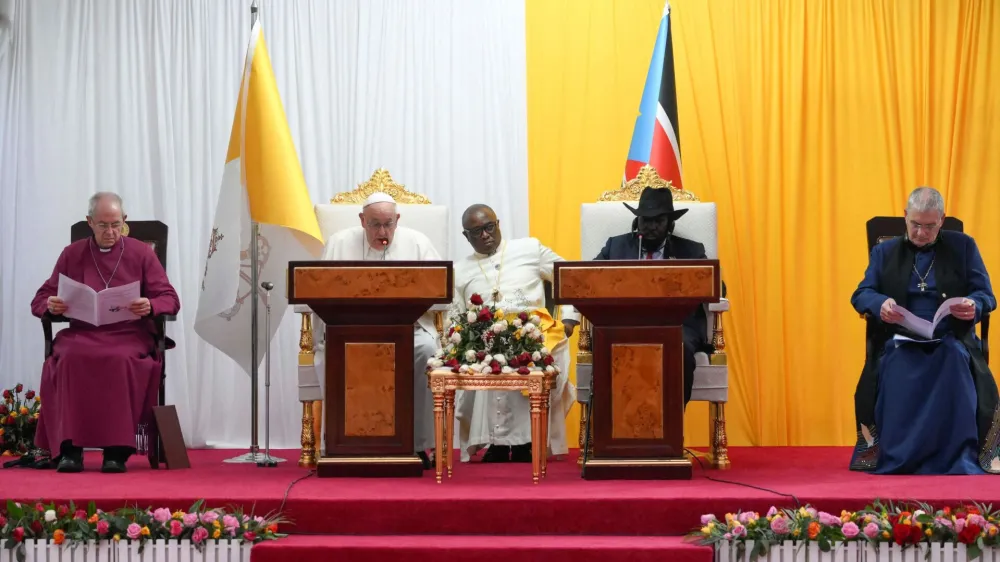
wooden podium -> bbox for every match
[287,260,453,478]
[553,260,720,480]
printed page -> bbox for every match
[57,274,98,325]
[889,303,933,340]
[931,297,965,331]
[96,281,141,325]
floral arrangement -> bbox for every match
[1,500,285,561]
[428,293,556,375]
[687,500,1000,560]
[0,384,40,457]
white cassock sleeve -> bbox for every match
[537,242,580,323]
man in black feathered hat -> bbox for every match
[566,186,723,406]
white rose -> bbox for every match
[493,354,507,366]
[501,366,514,374]
[513,318,523,328]
[431,359,445,368]
[450,332,462,344]
[534,331,545,341]
[531,351,542,362]
[477,363,492,373]
[540,347,550,356]
[45,510,56,522]
[434,349,445,359]
[467,311,477,323]
[529,315,541,325]
[545,365,556,374]
[465,350,477,362]
[459,365,470,373]
[426,357,436,366]
[492,323,504,334]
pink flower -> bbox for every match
[863,522,880,539]
[818,512,842,526]
[766,506,779,518]
[806,508,818,518]
[770,516,790,535]
[192,527,209,544]
[169,520,183,537]
[842,522,860,538]
[243,531,257,542]
[74,510,87,520]
[936,517,954,529]
[153,508,172,524]
[126,523,142,540]
[254,516,265,524]
[241,515,249,523]
[222,515,239,532]
[200,511,219,524]
[731,524,747,537]
[969,514,987,528]
[956,518,966,533]
[700,514,717,525]
[738,512,753,525]
[96,521,110,535]
[723,533,733,540]
[183,513,199,528]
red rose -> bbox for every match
[445,358,459,368]
[517,367,530,375]
[490,360,500,370]
[509,358,520,367]
[243,531,257,542]
[543,355,554,365]
[959,524,981,544]
[0,515,6,527]
[30,520,43,534]
[470,294,484,306]
[518,312,529,322]
[14,384,23,393]
[74,510,87,520]
[965,505,982,516]
[2,390,11,399]
[451,366,460,373]
[12,527,24,542]
[892,523,921,545]
[0,405,7,415]
[476,351,487,361]
[24,391,35,400]
[448,327,455,336]
[477,308,493,322]
[57,505,69,518]
[35,503,45,512]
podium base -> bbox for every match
[582,457,692,480]
[317,455,425,478]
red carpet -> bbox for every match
[8,446,1000,561]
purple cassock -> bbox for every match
[30,236,180,453]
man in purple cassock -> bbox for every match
[31,192,180,473]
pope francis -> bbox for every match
[311,192,443,469]
[453,204,580,463]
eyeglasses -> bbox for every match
[463,221,497,238]
[366,220,396,232]
[94,222,123,231]
[907,219,940,232]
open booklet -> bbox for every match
[57,274,141,327]
[890,297,967,340]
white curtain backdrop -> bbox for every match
[0,0,530,449]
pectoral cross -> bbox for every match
[918,282,928,292]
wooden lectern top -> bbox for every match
[288,260,454,303]
[552,260,720,303]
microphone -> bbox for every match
[637,234,643,260]
[381,239,388,260]
[261,282,274,291]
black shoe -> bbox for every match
[101,446,132,474]
[511,443,532,463]
[101,458,127,473]
[56,455,83,473]
[417,451,432,470]
[482,445,510,463]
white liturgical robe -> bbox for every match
[312,225,443,452]
[452,237,580,462]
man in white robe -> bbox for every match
[453,204,580,463]
[311,192,442,469]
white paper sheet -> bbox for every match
[890,297,966,340]
[57,274,141,326]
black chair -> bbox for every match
[863,216,990,363]
[42,220,176,468]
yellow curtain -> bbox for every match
[526,0,1000,447]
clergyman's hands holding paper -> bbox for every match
[47,296,67,316]
[880,298,903,324]
[129,298,152,317]
[950,298,977,321]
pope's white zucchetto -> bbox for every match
[363,192,396,208]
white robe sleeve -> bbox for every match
[537,241,580,323]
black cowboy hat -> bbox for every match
[622,187,689,220]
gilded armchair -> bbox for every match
[295,168,450,467]
[576,165,731,469]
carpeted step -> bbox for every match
[249,535,713,562]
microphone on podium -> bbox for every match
[381,239,388,260]
[637,234,643,260]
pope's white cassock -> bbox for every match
[311,224,442,454]
[453,237,580,462]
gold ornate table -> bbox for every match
[426,369,555,484]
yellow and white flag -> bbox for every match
[194,21,323,374]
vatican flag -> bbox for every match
[194,21,323,374]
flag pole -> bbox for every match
[224,0,262,465]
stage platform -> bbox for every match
[7,447,1000,561]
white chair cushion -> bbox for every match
[691,364,728,402]
[314,203,450,258]
[580,201,718,259]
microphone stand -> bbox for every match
[257,281,283,467]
